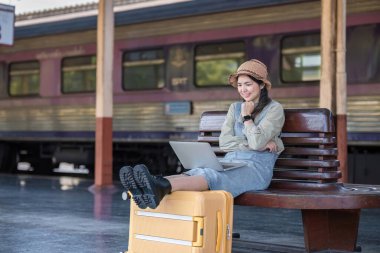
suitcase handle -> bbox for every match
[192,217,204,247]
[216,211,222,252]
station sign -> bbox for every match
[165,101,192,115]
[0,3,15,46]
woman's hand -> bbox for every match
[264,140,277,153]
[241,101,255,116]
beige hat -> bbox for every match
[228,59,272,89]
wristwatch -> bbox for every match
[243,115,252,122]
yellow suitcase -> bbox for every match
[127,190,233,253]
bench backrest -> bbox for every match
[198,108,341,191]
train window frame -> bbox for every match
[8,61,40,97]
[346,23,380,84]
[280,33,321,84]
[122,48,166,91]
[194,41,246,87]
[61,55,97,94]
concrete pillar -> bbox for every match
[320,0,336,112]
[95,0,114,187]
[320,0,348,182]
[336,0,348,182]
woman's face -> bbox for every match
[237,75,262,102]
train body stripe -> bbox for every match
[0,131,198,141]
[0,131,379,143]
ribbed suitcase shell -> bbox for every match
[127,190,233,253]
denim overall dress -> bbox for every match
[185,101,279,197]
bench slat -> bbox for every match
[276,158,340,168]
[282,147,338,156]
[282,108,335,133]
[200,108,336,133]
[269,180,342,191]
[282,137,336,145]
[234,183,380,208]
[199,137,337,146]
[198,136,219,143]
[273,170,342,180]
[199,111,226,132]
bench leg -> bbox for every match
[301,209,360,252]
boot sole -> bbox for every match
[133,165,159,209]
[119,166,147,209]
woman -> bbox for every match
[119,59,285,209]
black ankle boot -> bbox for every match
[119,166,147,209]
[133,164,172,209]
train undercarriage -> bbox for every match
[0,141,181,180]
[1,140,380,184]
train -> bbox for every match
[0,0,379,183]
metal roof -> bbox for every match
[14,0,308,39]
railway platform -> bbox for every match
[0,173,379,253]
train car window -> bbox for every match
[122,49,165,90]
[195,42,245,86]
[347,24,380,84]
[9,61,40,96]
[62,55,96,93]
[281,34,321,82]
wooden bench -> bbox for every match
[198,108,380,253]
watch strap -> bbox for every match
[243,115,252,122]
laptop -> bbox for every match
[169,141,246,171]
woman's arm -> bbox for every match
[219,103,248,151]
[259,140,277,153]
[242,102,285,150]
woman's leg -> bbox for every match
[165,174,188,179]
[120,165,209,209]
[167,175,209,192]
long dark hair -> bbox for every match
[247,75,272,118]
